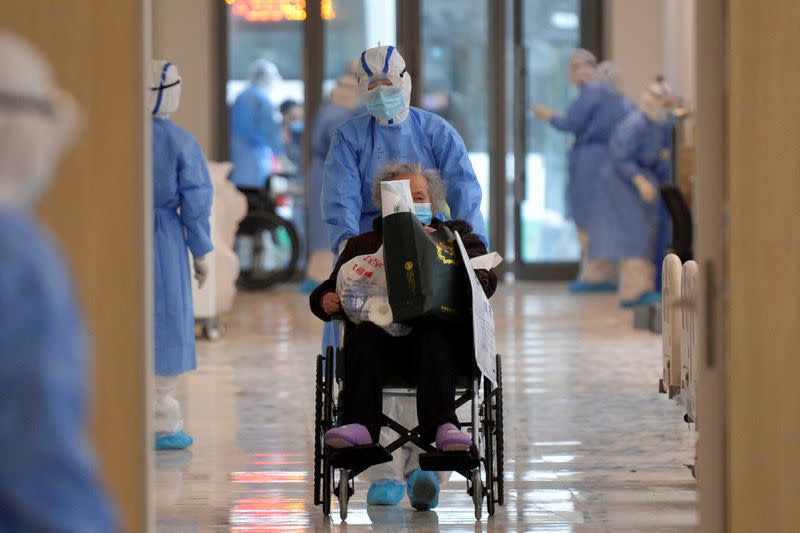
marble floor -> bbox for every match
[156,282,697,532]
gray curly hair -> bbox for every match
[372,162,446,212]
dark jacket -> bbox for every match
[310,217,497,322]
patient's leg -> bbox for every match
[340,322,391,442]
[411,321,461,443]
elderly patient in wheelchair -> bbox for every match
[309,162,497,508]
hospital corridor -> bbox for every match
[159,285,696,531]
[1,0,799,532]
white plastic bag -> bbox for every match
[336,245,411,337]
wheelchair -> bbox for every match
[234,173,301,290]
[313,319,505,521]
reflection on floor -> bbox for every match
[156,283,697,532]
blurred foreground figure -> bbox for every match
[148,60,214,450]
[0,31,116,531]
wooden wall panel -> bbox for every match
[728,0,800,530]
[0,2,150,531]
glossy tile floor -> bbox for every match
[156,283,697,532]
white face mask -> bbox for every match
[0,89,80,210]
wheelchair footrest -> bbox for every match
[327,444,392,470]
[419,445,479,471]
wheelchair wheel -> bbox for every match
[235,210,299,290]
[483,375,496,517]
[495,353,505,506]
[313,354,323,506]
[322,462,332,516]
[337,469,352,521]
[320,348,335,516]
[471,468,483,520]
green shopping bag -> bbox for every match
[382,210,469,323]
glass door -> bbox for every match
[514,0,586,279]
[419,0,491,226]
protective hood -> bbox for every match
[250,59,282,89]
[330,73,360,111]
[639,78,674,122]
[0,31,81,211]
[569,48,598,86]
[357,45,412,125]
[149,60,182,118]
[598,60,623,94]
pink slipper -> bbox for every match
[435,423,472,452]
[324,423,373,449]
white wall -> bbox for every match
[604,0,696,107]
[152,0,221,157]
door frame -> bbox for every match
[512,0,603,281]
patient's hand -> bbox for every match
[424,226,435,233]
[322,292,342,315]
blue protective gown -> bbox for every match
[0,209,116,532]
[322,106,487,253]
[549,80,633,228]
[229,85,284,188]
[588,110,672,261]
[308,101,361,252]
[153,118,214,376]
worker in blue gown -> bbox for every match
[533,50,632,293]
[588,78,675,307]
[149,60,214,450]
[229,59,285,189]
[0,31,116,531]
[303,69,361,288]
[321,45,487,512]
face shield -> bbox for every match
[639,78,674,123]
[0,32,81,210]
[568,48,598,87]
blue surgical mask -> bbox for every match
[365,86,406,121]
[289,120,304,135]
[413,202,433,225]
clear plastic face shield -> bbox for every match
[568,49,598,87]
[0,88,81,210]
[640,79,674,123]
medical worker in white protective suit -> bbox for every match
[148,60,214,450]
[321,45,487,510]
[588,78,675,306]
[0,31,116,531]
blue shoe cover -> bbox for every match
[569,281,617,293]
[155,431,193,450]
[620,291,662,308]
[406,469,439,510]
[638,291,662,306]
[367,479,405,506]
[297,279,319,294]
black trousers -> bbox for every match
[340,320,469,443]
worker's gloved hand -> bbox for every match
[193,256,208,288]
[632,174,658,203]
[532,105,554,120]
